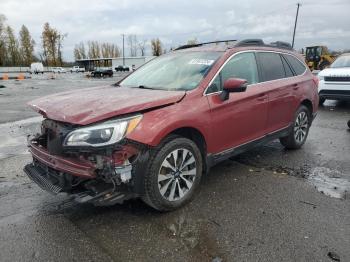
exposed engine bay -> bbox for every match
[24,118,146,206]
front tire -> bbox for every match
[142,136,203,211]
[280,105,311,149]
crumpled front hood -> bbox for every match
[28,86,186,125]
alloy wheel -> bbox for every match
[294,111,308,143]
[158,148,197,202]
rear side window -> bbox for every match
[283,54,306,75]
[257,52,286,81]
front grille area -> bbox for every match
[319,90,350,95]
[324,76,350,82]
[40,119,74,155]
[319,90,350,100]
[24,163,63,194]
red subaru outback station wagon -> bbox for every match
[24,39,319,211]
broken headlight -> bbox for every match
[63,115,142,147]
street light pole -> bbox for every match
[122,34,125,66]
[292,3,301,48]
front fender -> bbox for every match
[126,98,211,148]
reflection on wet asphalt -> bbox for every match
[0,77,350,261]
[308,167,350,199]
[0,116,42,159]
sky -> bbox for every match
[1,0,350,61]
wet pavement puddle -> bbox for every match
[308,167,350,199]
[0,116,42,159]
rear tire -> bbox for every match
[280,105,311,149]
[142,135,203,211]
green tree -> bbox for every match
[187,37,198,45]
[0,14,7,66]
[19,25,35,66]
[6,25,20,66]
[151,38,163,56]
[41,22,65,66]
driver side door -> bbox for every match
[206,52,269,154]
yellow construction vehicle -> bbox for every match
[305,46,335,71]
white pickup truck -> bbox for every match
[70,66,85,73]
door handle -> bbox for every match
[293,84,299,90]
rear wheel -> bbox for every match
[142,136,203,211]
[280,105,311,149]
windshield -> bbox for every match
[331,55,350,68]
[120,51,222,91]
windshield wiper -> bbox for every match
[138,85,155,90]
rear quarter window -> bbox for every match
[283,54,307,75]
[281,55,294,77]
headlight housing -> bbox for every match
[318,75,324,81]
[63,115,142,147]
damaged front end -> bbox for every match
[24,116,147,206]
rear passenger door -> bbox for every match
[256,52,297,133]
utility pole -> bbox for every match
[122,34,125,66]
[292,3,301,48]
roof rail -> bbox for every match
[269,41,293,50]
[235,39,293,50]
[235,39,265,47]
[174,39,237,50]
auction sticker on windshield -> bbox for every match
[188,59,215,66]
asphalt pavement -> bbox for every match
[0,74,349,262]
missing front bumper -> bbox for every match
[24,162,134,206]
[24,163,63,194]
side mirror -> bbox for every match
[220,78,248,101]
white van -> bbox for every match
[30,63,44,74]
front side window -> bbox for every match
[206,52,259,93]
[120,51,222,91]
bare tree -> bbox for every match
[112,44,120,57]
[138,39,147,56]
[75,41,119,60]
[73,42,86,60]
[57,33,67,66]
[127,34,138,57]
[88,41,100,58]
[151,38,163,56]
